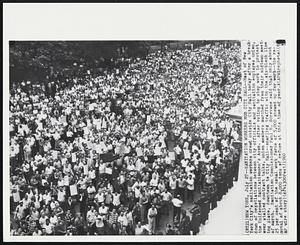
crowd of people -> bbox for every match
[9,42,242,236]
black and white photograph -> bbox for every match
[3,3,297,243]
[9,40,243,236]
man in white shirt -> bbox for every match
[57,187,66,208]
[161,190,172,215]
[186,174,195,202]
[15,201,26,220]
[45,164,55,176]
[95,213,105,235]
[86,206,97,235]
[98,161,106,179]
[147,205,157,234]
[112,192,121,208]
[180,158,189,168]
[50,197,59,210]
[32,227,42,236]
[171,195,183,222]
[49,213,58,225]
[117,211,128,228]
[134,221,144,235]
[98,203,109,216]
[185,162,195,174]
[43,219,54,235]
[87,184,96,200]
[169,175,177,196]
[88,168,96,185]
[95,189,105,205]
[149,175,159,187]
[39,213,48,228]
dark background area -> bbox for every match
[9,40,240,88]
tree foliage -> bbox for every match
[9,41,151,83]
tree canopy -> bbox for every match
[9,41,151,83]
[9,40,239,85]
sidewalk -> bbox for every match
[198,154,244,235]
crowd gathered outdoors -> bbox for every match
[9,42,242,236]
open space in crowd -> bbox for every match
[9,41,242,236]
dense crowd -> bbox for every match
[9,42,242,236]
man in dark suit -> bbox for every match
[178,209,190,235]
[66,196,77,215]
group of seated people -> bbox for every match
[9,42,242,236]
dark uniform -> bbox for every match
[232,149,240,181]
[178,213,191,235]
[190,207,201,235]
[215,173,224,201]
[226,161,234,190]
[199,192,210,225]
[209,185,218,210]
